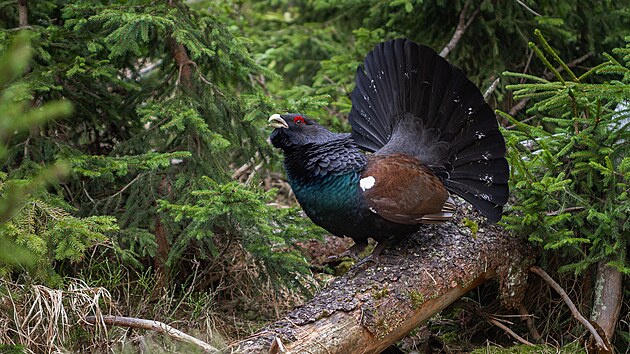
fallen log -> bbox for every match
[234,203,534,353]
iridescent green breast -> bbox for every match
[290,172,361,217]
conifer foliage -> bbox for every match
[1,0,629,352]
[500,31,629,275]
[0,0,313,289]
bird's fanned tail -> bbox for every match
[348,39,509,222]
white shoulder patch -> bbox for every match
[360,176,376,191]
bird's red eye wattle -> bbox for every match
[293,116,305,124]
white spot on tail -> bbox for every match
[481,174,493,184]
[369,207,378,214]
[360,176,376,191]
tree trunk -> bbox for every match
[233,205,534,353]
[590,261,623,343]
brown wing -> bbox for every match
[360,154,450,224]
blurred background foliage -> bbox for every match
[0,0,628,353]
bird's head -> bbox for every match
[268,113,338,150]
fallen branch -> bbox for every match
[487,316,535,346]
[529,266,609,352]
[84,315,219,353]
[518,303,542,343]
[457,299,535,347]
[233,200,534,353]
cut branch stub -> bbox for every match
[234,200,534,354]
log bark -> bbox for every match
[590,261,623,344]
[233,202,534,353]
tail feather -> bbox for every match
[451,129,506,167]
[449,159,510,185]
[348,39,509,222]
[445,181,504,222]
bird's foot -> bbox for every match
[327,241,367,262]
[350,239,389,270]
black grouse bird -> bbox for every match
[269,39,508,255]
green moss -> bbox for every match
[409,290,425,309]
[463,218,479,237]
[373,286,389,300]
[469,343,586,354]
[376,317,389,336]
[317,309,331,320]
[439,331,459,345]
[335,258,355,275]
[0,344,26,354]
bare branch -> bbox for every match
[483,78,501,101]
[458,299,535,347]
[508,97,531,117]
[85,315,219,353]
[440,1,481,58]
[545,206,585,216]
[518,303,542,343]
[17,0,28,28]
[515,0,542,17]
[487,316,535,346]
[530,266,610,352]
[108,173,144,200]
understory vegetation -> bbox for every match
[0,0,628,353]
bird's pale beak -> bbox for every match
[268,114,288,129]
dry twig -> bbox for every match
[487,316,535,346]
[440,1,481,58]
[483,78,501,101]
[518,303,542,343]
[458,299,535,347]
[516,0,542,17]
[530,266,609,352]
[85,315,220,353]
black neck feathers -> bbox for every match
[283,134,367,182]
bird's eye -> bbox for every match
[293,116,305,124]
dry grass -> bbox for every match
[0,249,316,354]
[0,278,112,353]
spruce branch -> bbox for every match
[534,29,579,82]
[107,173,145,200]
[529,42,565,84]
[508,52,592,116]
